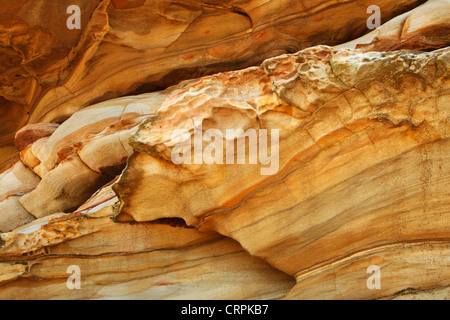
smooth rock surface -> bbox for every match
[113,46,450,299]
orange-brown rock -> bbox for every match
[14,123,59,152]
[113,46,450,299]
[0,0,428,173]
[0,80,204,226]
[0,186,294,299]
[338,0,450,52]
[0,1,449,301]
[0,99,27,173]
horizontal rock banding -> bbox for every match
[0,189,294,300]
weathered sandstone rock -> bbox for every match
[0,196,35,233]
[0,186,294,299]
[0,0,429,171]
[0,2,449,300]
[19,154,111,218]
[285,239,450,299]
[0,99,26,173]
[337,0,450,52]
[113,46,450,299]
[0,161,40,202]
[0,44,448,299]
[14,123,60,152]
[0,161,40,231]
[2,83,196,221]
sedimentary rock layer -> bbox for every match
[0,0,429,171]
[338,0,450,52]
[0,1,449,300]
[0,186,294,299]
[113,46,450,299]
[0,44,448,299]
[0,79,196,231]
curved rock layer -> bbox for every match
[0,186,294,299]
[0,1,449,300]
[1,0,443,172]
[111,46,450,299]
[338,0,450,52]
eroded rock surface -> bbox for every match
[0,186,294,299]
[338,0,450,52]
[113,46,450,299]
[0,0,430,171]
[0,1,449,300]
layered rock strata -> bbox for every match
[0,1,449,300]
[0,44,448,299]
[111,46,450,299]
[0,185,295,299]
[0,0,433,171]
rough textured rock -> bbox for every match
[115,46,449,223]
[0,185,294,299]
[0,1,449,300]
[112,46,450,299]
[0,0,428,171]
[19,154,111,218]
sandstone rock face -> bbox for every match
[0,185,295,299]
[338,0,450,52]
[0,0,430,171]
[112,46,450,299]
[0,81,195,231]
[0,1,449,300]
